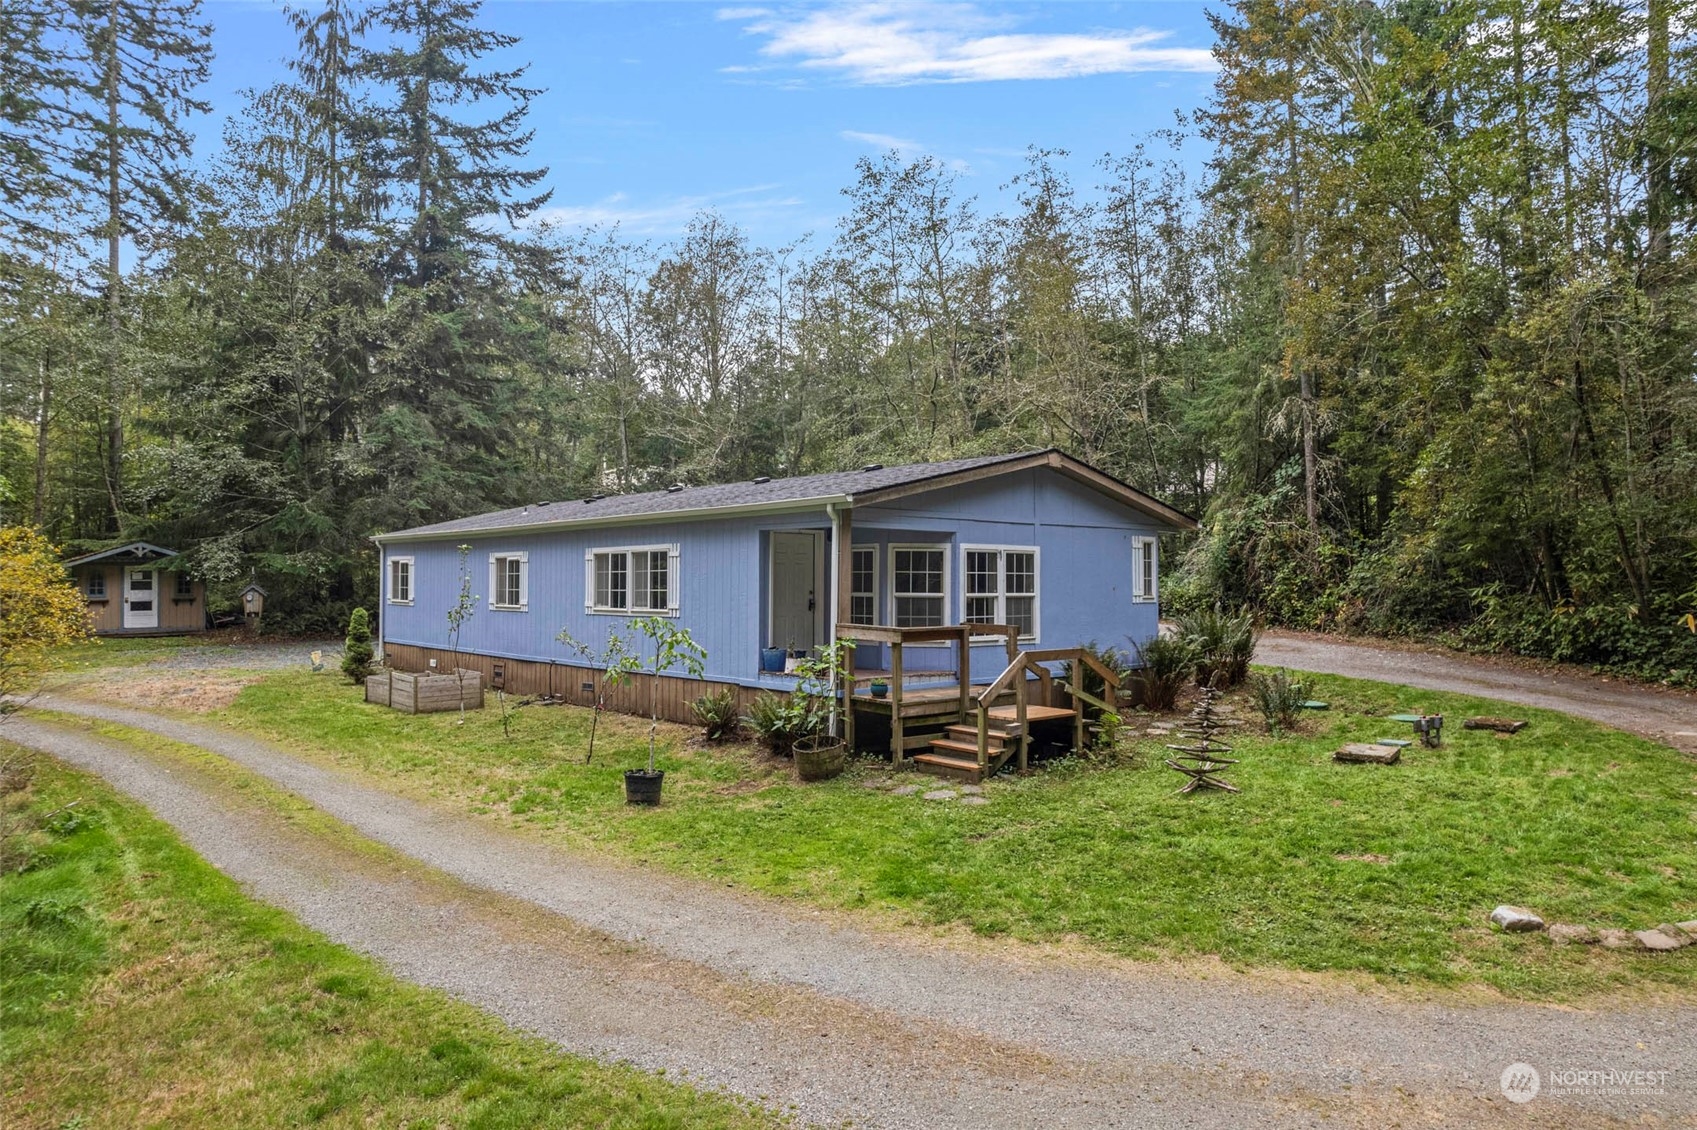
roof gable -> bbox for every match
[62,541,182,568]
[373,449,1197,542]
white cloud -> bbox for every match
[528,184,804,236]
[839,129,971,173]
[719,2,1215,86]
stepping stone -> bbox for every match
[922,789,957,802]
[861,778,893,790]
[889,784,921,796]
[1299,700,1330,710]
[1634,928,1684,952]
[1373,738,1412,748]
[1335,743,1400,765]
[958,784,983,795]
[1464,716,1527,733]
[1652,923,1693,948]
[1490,905,1546,933]
[1547,924,1598,945]
[959,795,989,806]
[1598,928,1634,949]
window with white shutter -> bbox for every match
[588,544,679,615]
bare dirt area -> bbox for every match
[85,672,264,712]
[10,700,1694,1129]
[1257,629,1697,755]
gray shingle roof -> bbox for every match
[374,449,1195,541]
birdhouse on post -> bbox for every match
[239,583,268,631]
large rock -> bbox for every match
[1490,905,1546,933]
[1598,928,1634,949]
[1657,923,1695,947]
[1634,929,1685,953]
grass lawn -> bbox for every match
[206,668,1697,1002]
[0,753,784,1130]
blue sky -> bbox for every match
[203,1,1222,245]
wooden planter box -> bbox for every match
[365,668,484,714]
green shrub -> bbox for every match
[341,607,374,684]
[1176,605,1258,688]
[1249,667,1304,735]
[691,688,742,743]
[742,692,815,756]
[1129,634,1195,712]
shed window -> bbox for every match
[849,546,878,626]
[588,545,678,615]
[86,571,106,598]
[890,545,947,628]
[962,546,1039,641]
[489,552,528,611]
[1132,537,1158,603]
[175,573,194,597]
[388,557,413,604]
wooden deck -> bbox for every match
[834,622,1120,780]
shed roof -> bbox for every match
[62,541,182,567]
[373,449,1198,543]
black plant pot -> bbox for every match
[624,769,664,806]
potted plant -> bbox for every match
[869,677,889,699]
[587,616,707,805]
[788,638,855,782]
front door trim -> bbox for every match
[766,529,825,653]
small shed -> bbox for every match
[62,542,208,636]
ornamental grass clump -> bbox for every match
[691,687,741,743]
[1130,633,1195,712]
[1249,666,1305,735]
[1177,605,1259,688]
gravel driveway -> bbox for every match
[10,699,1693,1128]
[1258,630,1697,754]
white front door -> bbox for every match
[770,532,818,652]
[123,567,158,630]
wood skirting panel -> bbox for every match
[381,643,768,726]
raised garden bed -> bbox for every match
[365,668,485,714]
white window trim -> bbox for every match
[849,544,880,628]
[387,556,415,605]
[1132,536,1159,603]
[585,543,681,617]
[887,542,951,629]
[488,551,529,612]
[960,544,1041,643]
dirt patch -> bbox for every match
[1334,853,1392,865]
[92,674,262,713]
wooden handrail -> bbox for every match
[975,650,1032,705]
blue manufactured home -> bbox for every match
[373,449,1196,778]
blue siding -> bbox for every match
[380,467,1170,687]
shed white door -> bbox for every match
[770,532,818,652]
[123,567,158,630]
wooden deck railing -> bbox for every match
[832,622,1018,763]
[972,647,1122,770]
[829,626,1121,771]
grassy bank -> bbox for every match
[208,669,1697,1000]
[0,752,784,1129]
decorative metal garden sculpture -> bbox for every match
[1164,684,1240,794]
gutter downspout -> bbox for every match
[370,535,385,662]
[826,503,839,736]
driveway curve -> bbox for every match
[1257,630,1697,754]
[9,698,1694,1128]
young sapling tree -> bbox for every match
[445,544,478,724]
[627,616,708,776]
[556,625,637,764]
